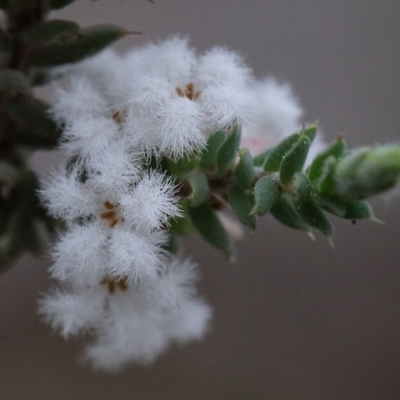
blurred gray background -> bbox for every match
[1,1,400,399]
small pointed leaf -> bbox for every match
[263,132,300,172]
[30,24,137,67]
[234,148,255,189]
[303,124,317,143]
[216,126,241,176]
[279,134,311,185]
[200,130,225,169]
[189,204,233,256]
[227,185,256,230]
[307,137,346,182]
[188,173,210,208]
[270,193,310,232]
[251,175,280,216]
[253,148,273,167]
[25,19,80,45]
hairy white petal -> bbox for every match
[50,222,109,286]
[39,287,105,338]
[119,171,181,232]
[107,229,169,283]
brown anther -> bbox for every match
[100,210,116,220]
[112,111,124,124]
[104,201,115,210]
[101,276,129,294]
[109,218,118,228]
[176,83,201,101]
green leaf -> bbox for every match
[200,130,225,169]
[188,173,210,208]
[0,70,31,97]
[333,145,400,199]
[30,24,137,67]
[253,148,273,167]
[270,193,310,233]
[49,0,76,10]
[251,175,280,216]
[0,28,11,52]
[5,97,61,149]
[25,19,80,45]
[234,148,255,190]
[0,161,19,184]
[303,124,317,143]
[263,132,300,172]
[216,126,241,176]
[296,197,333,239]
[279,134,311,185]
[165,154,198,179]
[189,204,233,256]
[307,137,346,182]
[315,193,373,220]
[227,185,256,230]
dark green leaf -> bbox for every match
[0,0,9,11]
[234,148,255,190]
[263,132,300,172]
[5,97,61,149]
[0,161,19,184]
[251,175,280,216]
[49,0,76,10]
[0,69,30,97]
[200,130,225,169]
[25,19,80,45]
[253,148,273,167]
[227,185,256,230]
[303,124,317,143]
[315,193,373,220]
[0,28,11,52]
[216,125,241,176]
[30,24,137,67]
[270,193,310,233]
[333,145,400,199]
[188,173,210,208]
[307,137,346,182]
[279,134,310,185]
[189,204,233,256]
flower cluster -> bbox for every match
[40,37,311,371]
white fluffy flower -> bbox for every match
[40,257,212,371]
[116,37,253,158]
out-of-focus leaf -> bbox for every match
[24,19,80,45]
[30,24,138,67]
[252,148,273,167]
[334,145,400,199]
[48,0,76,10]
[5,97,61,148]
[0,70,31,97]
[0,28,11,52]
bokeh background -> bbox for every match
[1,1,400,399]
